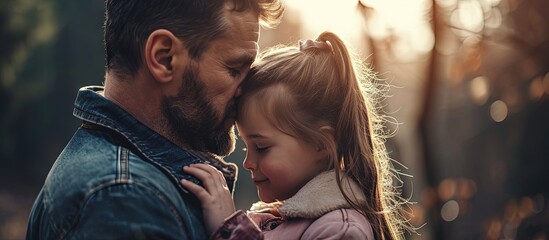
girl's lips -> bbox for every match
[253,179,268,185]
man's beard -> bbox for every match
[162,64,236,156]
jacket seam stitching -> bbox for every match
[116,146,130,183]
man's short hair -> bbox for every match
[104,0,283,78]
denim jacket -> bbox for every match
[27,86,237,240]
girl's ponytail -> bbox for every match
[318,31,403,240]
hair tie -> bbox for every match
[299,39,332,51]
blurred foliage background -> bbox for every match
[1,0,548,239]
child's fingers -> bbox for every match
[186,164,227,187]
[182,164,227,193]
[180,179,210,202]
[182,165,209,181]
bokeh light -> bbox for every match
[421,187,439,209]
[441,200,460,222]
[485,218,502,240]
[490,100,508,122]
[457,178,477,200]
[438,178,457,201]
[518,197,535,219]
[469,76,490,105]
[406,204,427,228]
[451,0,484,36]
[484,8,503,29]
[504,199,518,221]
[529,76,545,101]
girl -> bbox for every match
[181,31,408,239]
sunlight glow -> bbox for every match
[484,8,503,29]
[483,0,503,7]
[436,0,458,10]
[451,0,484,34]
[392,22,435,61]
[363,0,433,60]
[360,0,429,32]
[286,0,364,40]
[288,0,433,61]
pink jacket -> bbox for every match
[211,171,374,239]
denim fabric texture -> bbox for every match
[26,86,236,239]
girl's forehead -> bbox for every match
[236,84,294,132]
[237,96,269,122]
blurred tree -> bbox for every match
[418,0,549,239]
[0,0,104,190]
[357,0,549,239]
[1,0,58,191]
[1,1,104,238]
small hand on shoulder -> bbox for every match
[180,163,236,234]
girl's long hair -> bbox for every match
[238,31,408,240]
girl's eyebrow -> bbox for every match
[246,133,267,140]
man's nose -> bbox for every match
[235,67,249,98]
[235,85,243,98]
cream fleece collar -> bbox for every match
[250,171,367,219]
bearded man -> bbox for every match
[26,0,283,239]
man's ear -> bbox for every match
[144,29,186,83]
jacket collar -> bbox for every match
[250,171,366,219]
[72,86,237,192]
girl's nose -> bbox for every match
[243,155,256,171]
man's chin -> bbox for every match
[217,139,236,156]
[206,127,237,156]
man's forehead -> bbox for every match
[221,9,260,58]
[224,5,260,38]
[227,50,256,65]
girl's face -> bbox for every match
[236,99,329,203]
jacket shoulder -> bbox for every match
[301,209,374,240]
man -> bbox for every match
[26,0,283,239]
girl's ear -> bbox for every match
[317,125,335,152]
[315,125,336,169]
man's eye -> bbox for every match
[229,68,241,77]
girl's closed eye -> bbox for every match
[255,145,270,153]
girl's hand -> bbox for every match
[180,164,236,234]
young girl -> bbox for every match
[181,31,408,239]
